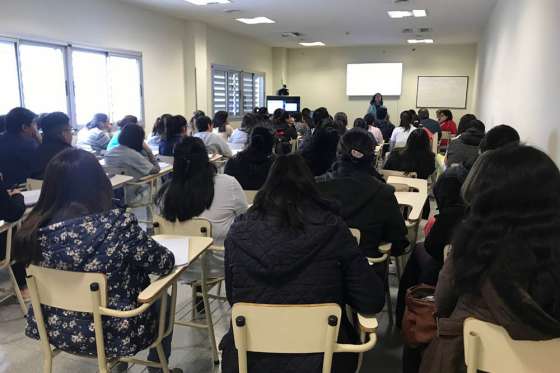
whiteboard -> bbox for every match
[347,63,403,96]
[416,76,469,109]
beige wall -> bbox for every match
[288,44,477,123]
[474,0,560,162]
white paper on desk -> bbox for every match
[21,190,41,207]
[153,237,189,267]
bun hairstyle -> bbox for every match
[338,128,376,166]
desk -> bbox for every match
[395,192,428,222]
[387,176,428,195]
[110,174,134,189]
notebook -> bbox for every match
[153,236,190,267]
[21,190,41,207]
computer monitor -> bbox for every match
[266,96,301,113]
[267,100,284,113]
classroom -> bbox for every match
[1,0,559,372]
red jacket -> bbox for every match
[440,120,457,146]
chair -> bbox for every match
[243,190,258,206]
[439,131,452,154]
[431,132,439,155]
[232,303,378,373]
[26,178,43,191]
[443,244,452,262]
[349,228,394,325]
[464,317,560,373]
[26,264,179,373]
[0,221,27,314]
[153,216,221,364]
[380,169,418,180]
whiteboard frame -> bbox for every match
[416,76,469,109]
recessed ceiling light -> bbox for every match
[388,11,412,18]
[299,42,326,47]
[184,0,230,5]
[412,9,427,17]
[407,39,434,44]
[236,17,276,25]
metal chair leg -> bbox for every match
[385,261,394,326]
[201,253,220,364]
[8,266,27,315]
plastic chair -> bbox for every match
[153,216,221,364]
[26,178,43,191]
[439,131,452,154]
[464,317,560,373]
[26,265,179,373]
[0,221,27,314]
[232,303,378,373]
[350,228,394,326]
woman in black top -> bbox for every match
[32,112,73,179]
[224,127,275,190]
[384,128,435,180]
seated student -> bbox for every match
[159,115,186,157]
[364,113,384,144]
[148,114,171,149]
[229,113,258,150]
[221,153,386,373]
[32,112,73,180]
[333,112,349,136]
[438,109,457,147]
[0,176,27,299]
[225,127,275,190]
[456,113,477,136]
[214,111,233,142]
[445,119,485,167]
[0,115,6,134]
[353,118,378,147]
[299,118,340,177]
[272,109,298,155]
[317,129,408,261]
[157,137,247,275]
[194,116,233,158]
[375,107,395,143]
[76,113,112,153]
[408,109,420,127]
[0,107,40,187]
[479,124,520,152]
[188,110,206,136]
[106,115,138,151]
[293,111,311,138]
[385,128,436,180]
[420,145,560,373]
[418,108,441,137]
[15,149,180,373]
[104,124,160,205]
[390,111,414,151]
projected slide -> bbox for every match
[346,63,403,96]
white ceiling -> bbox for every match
[122,0,497,47]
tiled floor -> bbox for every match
[0,271,405,373]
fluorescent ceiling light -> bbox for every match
[236,17,276,24]
[388,9,428,18]
[299,42,326,47]
[408,39,434,44]
[388,11,412,18]
[184,0,230,5]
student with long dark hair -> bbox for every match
[106,115,139,151]
[32,112,73,180]
[375,107,395,143]
[385,128,436,180]
[389,111,414,150]
[420,145,560,373]
[368,92,384,118]
[148,114,171,148]
[229,113,258,150]
[225,127,275,190]
[159,115,186,156]
[221,153,385,373]
[299,118,340,176]
[15,149,178,372]
[0,107,40,186]
[76,113,111,152]
[213,111,233,141]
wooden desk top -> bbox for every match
[109,174,134,189]
[387,176,428,195]
[395,192,428,221]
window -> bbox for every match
[0,41,20,115]
[0,36,144,127]
[212,65,265,118]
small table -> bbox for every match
[387,176,428,195]
[395,192,428,222]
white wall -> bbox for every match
[0,0,188,133]
[288,44,477,123]
[474,0,560,162]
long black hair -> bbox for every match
[15,149,113,265]
[370,93,383,106]
[213,111,229,133]
[252,154,335,229]
[118,124,145,153]
[156,137,217,222]
[399,110,413,131]
[452,145,560,318]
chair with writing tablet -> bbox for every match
[26,178,43,191]
[26,265,179,373]
[153,216,221,364]
[0,221,27,314]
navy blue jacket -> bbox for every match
[0,133,39,187]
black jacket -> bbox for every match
[316,161,409,257]
[375,120,395,143]
[424,205,466,263]
[299,128,340,176]
[220,203,385,373]
[224,150,275,190]
[32,139,72,179]
[384,148,436,180]
[0,179,26,260]
[446,128,485,168]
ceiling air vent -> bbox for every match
[418,27,432,33]
[402,28,414,34]
[281,32,303,38]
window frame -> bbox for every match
[0,34,144,128]
[211,64,266,119]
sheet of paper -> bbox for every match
[21,190,41,207]
[153,237,189,266]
